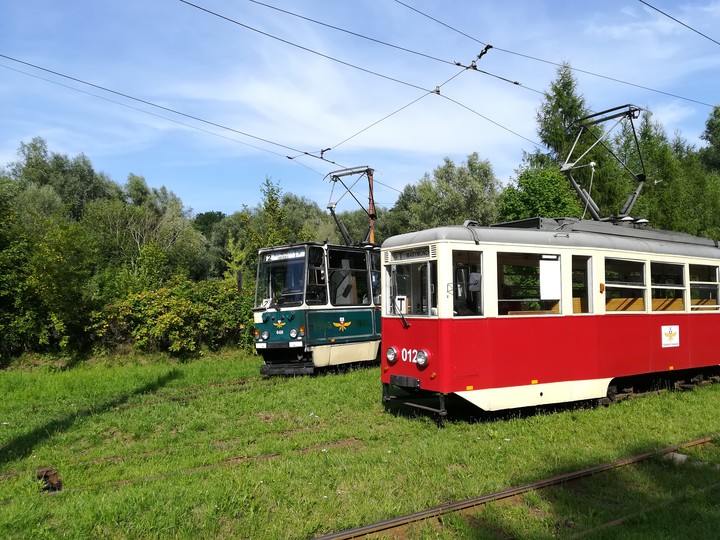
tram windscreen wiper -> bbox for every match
[393,296,410,328]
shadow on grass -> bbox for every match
[457,439,720,539]
[0,368,183,466]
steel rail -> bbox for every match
[315,435,715,540]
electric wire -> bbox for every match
[439,93,542,148]
[327,66,466,152]
[0,63,308,165]
[248,0,454,67]
[0,53,311,157]
[1,55,400,197]
[180,1,541,157]
[638,0,720,47]
[247,0,543,94]
[393,0,714,109]
[179,0,428,93]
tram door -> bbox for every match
[452,251,482,316]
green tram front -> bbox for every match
[253,242,382,375]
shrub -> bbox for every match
[89,276,254,356]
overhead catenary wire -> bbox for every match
[0,53,311,158]
[638,0,720,47]
[178,0,428,93]
[393,0,715,109]
[0,63,312,166]
[327,63,468,152]
[180,1,542,157]
[247,0,544,94]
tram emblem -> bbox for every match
[333,317,352,332]
[662,325,679,348]
[273,320,286,329]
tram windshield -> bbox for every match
[389,260,437,316]
[255,247,306,309]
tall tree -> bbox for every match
[232,178,292,280]
[193,211,226,238]
[281,193,339,243]
[388,153,500,232]
[499,166,583,221]
[535,63,590,162]
[699,105,720,173]
[8,137,121,219]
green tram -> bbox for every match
[252,242,382,375]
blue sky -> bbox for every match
[1,1,718,216]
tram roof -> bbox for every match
[381,217,720,259]
[258,241,379,253]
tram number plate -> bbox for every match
[401,348,420,363]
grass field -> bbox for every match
[2,351,720,539]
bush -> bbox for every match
[89,276,254,356]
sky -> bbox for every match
[1,0,719,217]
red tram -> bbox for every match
[380,217,720,416]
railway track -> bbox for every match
[315,435,716,540]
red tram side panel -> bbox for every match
[381,218,720,414]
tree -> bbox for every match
[699,105,720,173]
[535,63,589,162]
[8,137,121,219]
[0,178,98,353]
[499,166,582,221]
[233,178,292,280]
[193,211,226,238]
[387,153,500,232]
[281,193,339,243]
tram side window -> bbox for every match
[306,246,327,305]
[497,253,561,315]
[390,261,437,316]
[605,258,645,312]
[328,249,370,306]
[689,264,720,311]
[572,255,592,313]
[651,262,684,311]
[452,250,482,316]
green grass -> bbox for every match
[2,352,720,539]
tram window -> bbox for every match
[497,253,561,316]
[328,249,370,306]
[255,247,306,308]
[690,264,720,311]
[389,261,437,316]
[306,246,327,305]
[572,256,592,313]
[370,251,381,305]
[605,258,646,312]
[452,250,482,316]
[651,262,684,311]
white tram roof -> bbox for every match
[381,217,720,260]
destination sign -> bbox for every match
[391,246,430,261]
[264,248,305,262]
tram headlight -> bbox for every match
[386,347,397,364]
[289,328,298,339]
[261,330,270,340]
[416,349,429,367]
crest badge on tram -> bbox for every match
[333,317,351,332]
[661,325,679,348]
